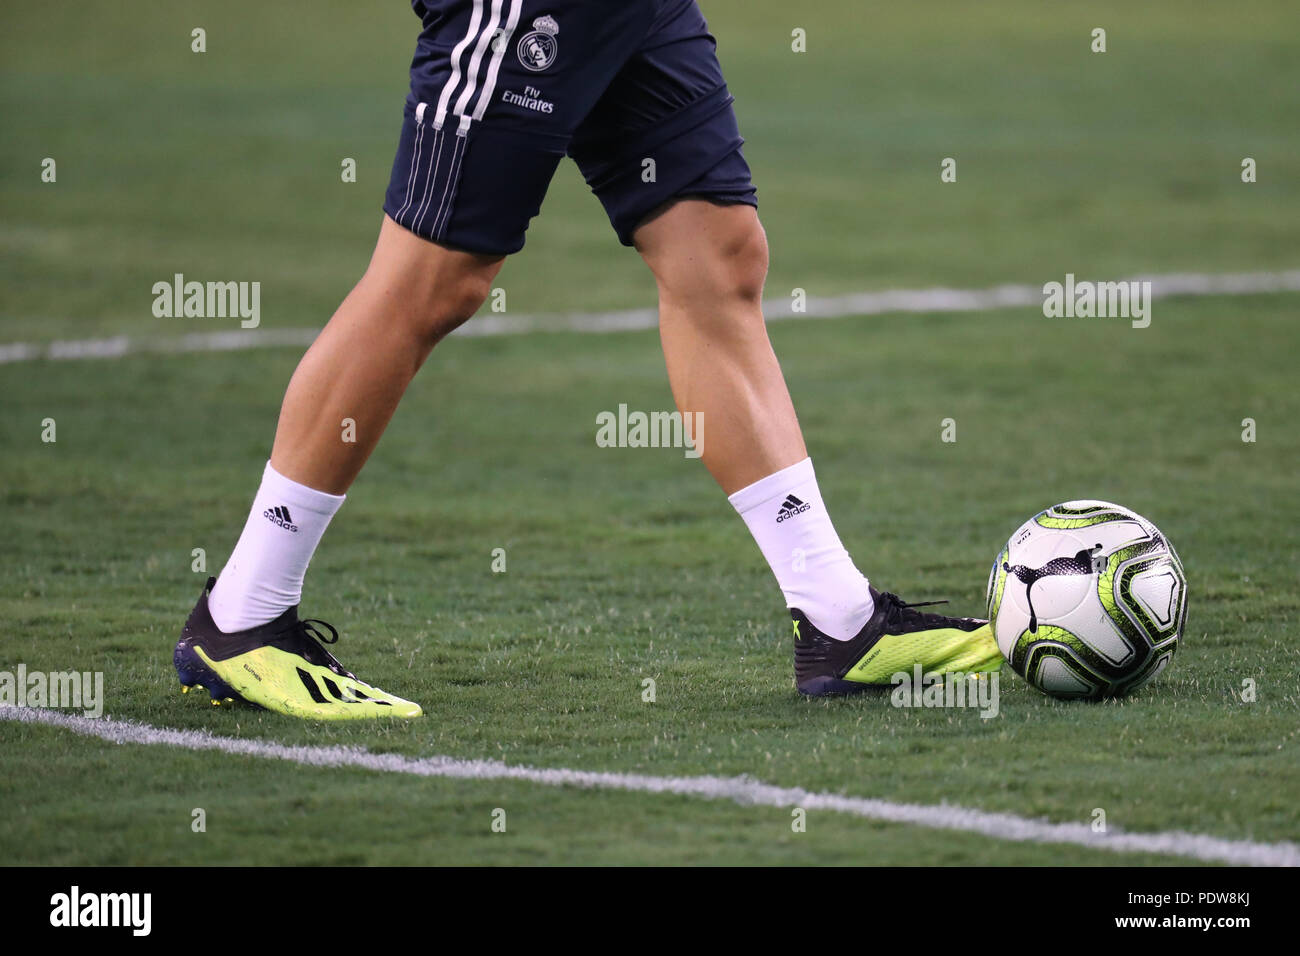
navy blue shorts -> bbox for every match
[383,0,757,255]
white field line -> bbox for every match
[2,269,1299,366]
[4,706,1297,866]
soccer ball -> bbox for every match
[985,500,1186,700]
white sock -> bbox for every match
[208,461,346,633]
[729,457,874,640]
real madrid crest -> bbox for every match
[516,15,559,72]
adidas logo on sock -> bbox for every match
[263,505,299,533]
[775,494,811,523]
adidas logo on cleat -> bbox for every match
[263,505,298,533]
[775,494,811,523]
[296,668,391,707]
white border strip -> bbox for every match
[4,706,1296,866]
[3,270,1299,366]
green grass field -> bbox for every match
[2,0,1298,866]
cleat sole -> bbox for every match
[797,675,889,697]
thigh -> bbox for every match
[567,0,758,248]
[385,1,655,255]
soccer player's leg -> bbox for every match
[570,0,1002,695]
[174,218,502,719]
[177,0,602,718]
[176,219,502,718]
[635,203,1001,695]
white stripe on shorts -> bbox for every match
[435,0,486,130]
[429,132,467,238]
[392,108,427,223]
[472,0,523,122]
[410,127,446,232]
[453,0,505,128]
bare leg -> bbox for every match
[635,200,805,494]
[636,199,879,645]
[270,214,503,494]
[206,215,503,635]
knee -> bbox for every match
[719,220,770,305]
[403,267,494,346]
[655,214,769,308]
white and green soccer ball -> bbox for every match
[986,500,1186,700]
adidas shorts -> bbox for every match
[382,0,758,256]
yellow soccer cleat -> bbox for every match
[793,587,1003,695]
[174,578,423,720]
